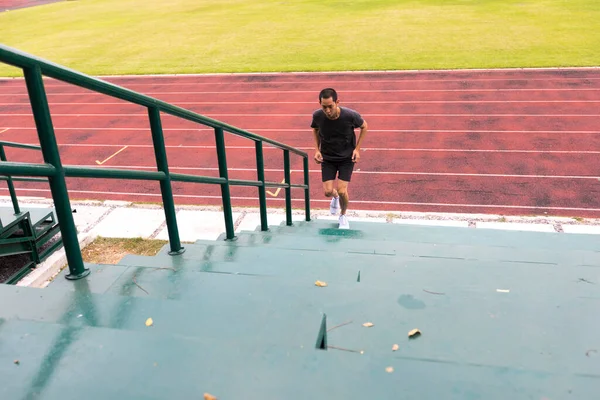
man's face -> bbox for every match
[320,97,339,119]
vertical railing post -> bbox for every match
[283,150,292,226]
[23,66,89,280]
[148,106,184,255]
[255,141,268,231]
[303,156,311,222]
[0,144,21,215]
[214,128,235,240]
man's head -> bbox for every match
[319,88,339,119]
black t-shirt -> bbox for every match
[310,107,364,162]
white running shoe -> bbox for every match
[330,196,340,215]
[338,214,350,230]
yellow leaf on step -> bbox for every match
[204,393,218,400]
[392,344,399,351]
[145,318,153,327]
[385,366,394,373]
[315,280,328,287]
[408,328,421,338]
[362,322,374,327]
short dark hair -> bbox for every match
[319,88,337,103]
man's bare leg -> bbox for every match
[323,180,340,214]
[323,180,338,198]
[337,180,349,215]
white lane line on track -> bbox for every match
[0,100,600,109]
[43,143,600,154]
[3,100,600,106]
[2,187,600,213]
[2,77,600,87]
[4,127,600,134]
[20,164,595,180]
[3,113,600,117]
[4,100,600,107]
[2,88,600,96]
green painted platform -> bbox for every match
[1,206,62,284]
[1,220,599,399]
[0,207,55,228]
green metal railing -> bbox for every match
[0,44,311,281]
[0,140,46,215]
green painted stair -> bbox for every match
[183,230,600,266]
[1,219,599,399]
[3,317,596,400]
[111,242,599,298]
[249,219,600,251]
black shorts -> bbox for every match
[321,159,354,182]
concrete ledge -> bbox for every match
[392,219,469,228]
[236,212,307,232]
[91,208,165,238]
[102,200,132,207]
[72,206,111,233]
[476,222,556,233]
[317,215,387,223]
[156,210,241,241]
[562,225,600,235]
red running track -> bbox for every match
[0,0,62,11]
[1,68,600,217]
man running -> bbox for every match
[310,88,368,229]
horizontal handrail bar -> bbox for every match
[63,166,166,181]
[263,182,308,189]
[229,179,263,187]
[170,173,227,185]
[0,164,310,189]
[0,45,307,157]
[0,161,56,177]
[264,182,289,189]
[290,184,308,189]
[0,141,42,151]
[0,176,47,182]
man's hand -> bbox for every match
[314,150,323,164]
[352,149,360,163]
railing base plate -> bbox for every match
[168,247,186,256]
[65,268,91,281]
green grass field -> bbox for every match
[1,0,599,77]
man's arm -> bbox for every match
[355,120,368,150]
[312,128,321,151]
[312,128,323,163]
[352,120,367,162]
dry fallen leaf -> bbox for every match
[204,393,218,400]
[145,318,153,327]
[315,280,328,287]
[408,328,421,338]
[14,360,20,365]
[385,366,394,373]
[362,322,374,327]
[392,344,399,351]
[586,349,598,357]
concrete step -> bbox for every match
[112,248,600,299]
[252,219,600,252]
[2,318,594,400]
[0,280,327,348]
[184,231,600,266]
[1,277,598,394]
